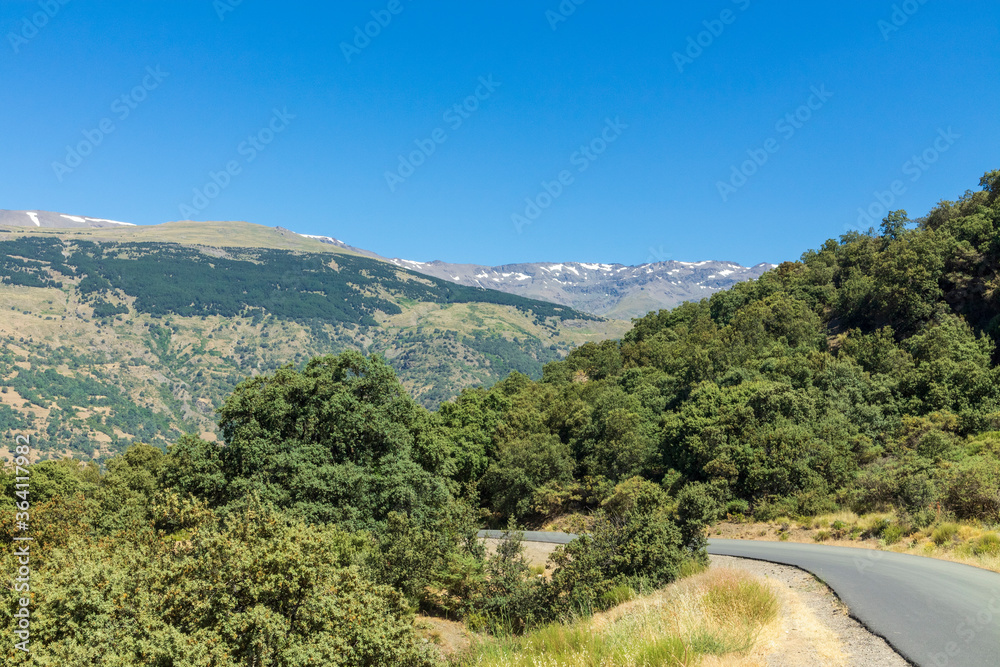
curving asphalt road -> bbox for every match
[479,530,1000,667]
[708,539,1000,667]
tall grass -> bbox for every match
[457,569,778,666]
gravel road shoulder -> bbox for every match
[711,555,910,666]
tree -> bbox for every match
[213,351,450,529]
[880,209,909,240]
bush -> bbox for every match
[882,524,904,545]
[932,523,960,546]
[369,509,484,616]
[547,508,687,616]
[973,533,1000,557]
[676,482,720,560]
[468,529,549,634]
[0,504,441,667]
[945,457,1000,522]
[725,498,751,520]
[863,517,892,540]
[601,476,669,518]
[752,496,800,522]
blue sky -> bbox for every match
[2,1,998,267]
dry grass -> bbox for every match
[457,569,779,666]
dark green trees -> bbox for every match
[184,351,452,529]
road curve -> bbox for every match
[708,539,1000,667]
[478,530,1000,667]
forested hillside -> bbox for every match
[453,171,1000,527]
[0,227,623,460]
[1,173,999,664]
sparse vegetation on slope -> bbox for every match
[0,226,625,458]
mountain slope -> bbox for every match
[0,209,136,229]
[0,221,627,461]
[298,231,774,319]
[3,210,774,320]
[381,258,775,319]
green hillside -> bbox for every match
[0,224,626,460]
[1,173,999,665]
[449,170,1000,528]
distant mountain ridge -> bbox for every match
[298,231,775,319]
[0,210,774,320]
[0,209,136,229]
[379,257,774,320]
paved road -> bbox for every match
[478,529,577,544]
[708,539,1000,667]
[480,531,1000,666]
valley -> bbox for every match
[0,218,625,459]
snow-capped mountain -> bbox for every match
[0,209,774,320]
[0,209,135,228]
[300,233,774,319]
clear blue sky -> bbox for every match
[2,1,998,267]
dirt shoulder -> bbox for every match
[462,540,910,665]
[710,555,908,667]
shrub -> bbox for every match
[468,529,548,635]
[547,508,687,616]
[945,457,1000,522]
[601,476,669,518]
[932,523,960,546]
[882,524,904,545]
[369,509,484,616]
[676,482,720,560]
[973,533,1000,557]
[725,499,751,519]
[863,518,892,540]
[0,505,441,667]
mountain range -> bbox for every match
[3,210,773,319]
[286,232,773,320]
[0,209,775,462]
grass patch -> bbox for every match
[973,533,1000,557]
[458,569,778,666]
[932,523,960,547]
